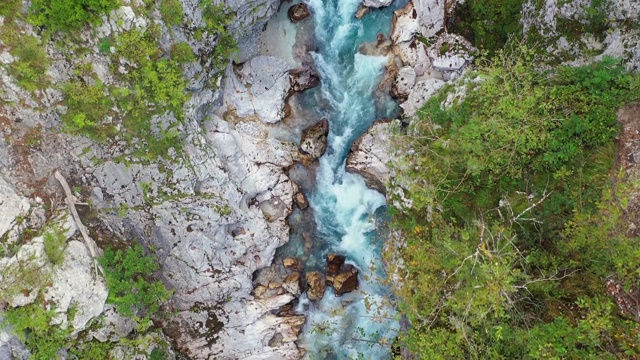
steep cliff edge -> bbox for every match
[0,0,309,358]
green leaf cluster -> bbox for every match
[3,304,70,360]
[43,226,67,266]
[7,35,50,91]
[98,244,172,318]
[28,0,121,32]
[159,0,184,26]
[391,46,640,359]
[61,27,187,159]
[200,0,238,72]
[449,0,525,55]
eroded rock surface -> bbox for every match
[299,118,330,163]
[346,120,398,195]
[289,3,311,23]
[306,271,327,301]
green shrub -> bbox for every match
[4,304,70,360]
[200,0,237,71]
[170,42,196,64]
[159,0,184,26]
[449,0,524,55]
[0,0,21,17]
[68,339,112,359]
[98,37,112,54]
[43,227,67,265]
[8,35,49,91]
[28,0,122,32]
[98,244,172,318]
[390,46,640,358]
[61,80,114,140]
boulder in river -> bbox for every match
[283,257,299,270]
[346,119,395,195]
[294,192,309,210]
[306,271,326,301]
[326,254,346,276]
[283,272,302,296]
[289,65,321,92]
[333,264,359,296]
[299,118,329,162]
[288,3,310,23]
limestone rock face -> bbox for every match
[346,120,397,195]
[288,3,311,23]
[170,295,304,360]
[392,66,417,100]
[306,271,327,301]
[400,78,446,118]
[45,240,109,332]
[299,118,330,162]
[0,175,30,239]
[391,0,445,44]
[333,264,359,296]
[224,56,292,124]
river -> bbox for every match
[275,0,406,359]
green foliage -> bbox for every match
[200,0,238,72]
[28,0,121,32]
[60,27,186,159]
[7,35,50,91]
[4,304,70,360]
[159,0,184,26]
[98,37,112,54]
[391,46,640,359]
[68,339,112,359]
[61,80,115,140]
[98,244,172,318]
[170,42,196,64]
[0,0,21,17]
[450,0,524,55]
[43,227,67,265]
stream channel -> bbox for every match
[270,0,408,358]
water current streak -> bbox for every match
[296,0,404,359]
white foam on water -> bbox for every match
[295,1,400,358]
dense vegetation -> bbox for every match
[99,244,172,319]
[29,0,121,32]
[390,47,640,358]
[1,241,171,359]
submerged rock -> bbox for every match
[288,3,311,23]
[333,264,359,296]
[294,191,309,210]
[355,5,370,19]
[299,118,330,163]
[306,271,327,301]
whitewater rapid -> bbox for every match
[291,0,405,358]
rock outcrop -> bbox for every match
[306,271,327,301]
[224,56,293,124]
[288,3,311,23]
[346,120,397,195]
[299,118,330,164]
[333,264,359,296]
